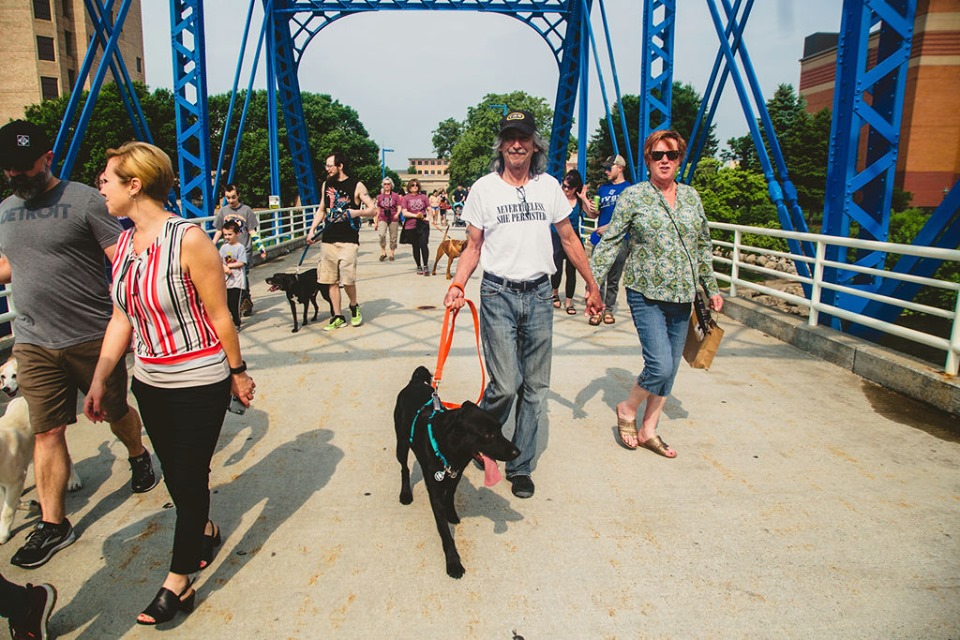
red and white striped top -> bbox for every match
[112,217,228,388]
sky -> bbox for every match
[140,0,844,170]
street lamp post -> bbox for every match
[381,147,394,183]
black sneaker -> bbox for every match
[11,521,76,569]
[509,475,535,499]
[129,450,159,493]
[9,582,57,640]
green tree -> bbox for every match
[209,91,380,207]
[722,84,831,221]
[432,118,462,159]
[691,157,785,251]
[445,91,553,188]
[12,87,384,209]
[585,82,718,187]
[15,82,177,195]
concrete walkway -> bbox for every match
[2,226,958,639]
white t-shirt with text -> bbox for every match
[461,172,571,282]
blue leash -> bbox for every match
[409,394,456,481]
[297,222,325,268]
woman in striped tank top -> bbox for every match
[83,142,256,626]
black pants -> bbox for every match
[242,264,251,303]
[227,288,242,328]
[413,222,430,269]
[550,234,579,300]
[131,377,230,575]
[0,574,29,623]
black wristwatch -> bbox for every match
[229,361,247,375]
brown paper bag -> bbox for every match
[683,315,724,370]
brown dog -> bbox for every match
[432,227,468,279]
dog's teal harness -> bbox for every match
[410,393,458,482]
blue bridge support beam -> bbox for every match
[170,0,213,218]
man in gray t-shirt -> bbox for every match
[211,184,265,316]
[0,120,157,569]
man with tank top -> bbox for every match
[306,152,377,331]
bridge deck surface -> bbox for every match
[2,228,958,639]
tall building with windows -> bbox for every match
[799,0,959,208]
[0,0,145,124]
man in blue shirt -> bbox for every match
[587,154,631,325]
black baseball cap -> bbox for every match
[499,110,537,137]
[0,120,53,171]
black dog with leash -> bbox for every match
[394,366,519,579]
[265,268,332,333]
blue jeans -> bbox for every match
[478,274,554,477]
[626,289,691,397]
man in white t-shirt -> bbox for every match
[443,110,602,499]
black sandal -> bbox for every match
[137,579,196,625]
[199,522,221,570]
[552,294,561,308]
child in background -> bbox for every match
[219,220,247,330]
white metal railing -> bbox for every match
[3,213,957,376]
[192,204,321,248]
[709,221,960,376]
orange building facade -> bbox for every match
[799,0,960,208]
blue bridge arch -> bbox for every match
[45,0,960,335]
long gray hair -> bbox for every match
[490,131,549,177]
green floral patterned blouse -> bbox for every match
[590,181,719,303]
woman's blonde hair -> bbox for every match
[105,141,175,203]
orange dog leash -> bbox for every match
[432,298,485,409]
[432,293,501,486]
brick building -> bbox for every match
[398,157,450,193]
[0,0,145,124]
[799,0,959,208]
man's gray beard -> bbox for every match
[9,167,52,201]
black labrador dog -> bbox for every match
[394,366,519,579]
[265,269,332,333]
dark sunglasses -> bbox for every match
[651,150,681,161]
[602,165,614,171]
[561,183,573,190]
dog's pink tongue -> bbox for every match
[482,454,501,487]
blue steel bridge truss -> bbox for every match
[46,0,958,335]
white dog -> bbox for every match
[0,357,82,544]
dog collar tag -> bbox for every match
[434,470,446,482]
[448,467,458,479]
[431,392,442,411]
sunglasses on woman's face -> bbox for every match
[651,150,681,161]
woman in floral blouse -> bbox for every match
[590,130,723,457]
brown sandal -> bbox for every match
[640,435,677,458]
[602,310,615,324]
[616,409,638,450]
[588,313,602,326]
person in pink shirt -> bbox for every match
[375,177,403,261]
[401,179,432,275]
